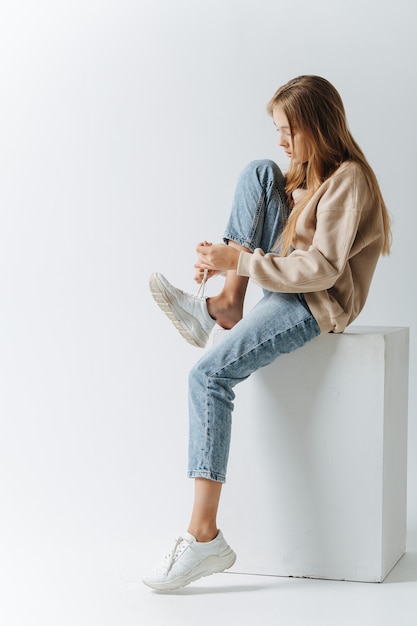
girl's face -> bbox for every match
[272,107,310,165]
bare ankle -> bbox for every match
[188,527,219,543]
[206,296,243,330]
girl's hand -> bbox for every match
[195,242,240,274]
[193,241,219,284]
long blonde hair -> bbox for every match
[267,75,391,256]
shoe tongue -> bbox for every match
[183,531,197,543]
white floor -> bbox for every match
[3,526,416,626]
[137,533,417,626]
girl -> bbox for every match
[143,75,391,591]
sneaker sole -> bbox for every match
[149,273,208,348]
[142,548,237,591]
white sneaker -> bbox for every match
[149,272,215,348]
[142,530,236,591]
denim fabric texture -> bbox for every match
[188,160,321,483]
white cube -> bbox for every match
[213,326,409,582]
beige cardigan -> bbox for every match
[237,161,385,333]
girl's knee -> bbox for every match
[241,159,284,184]
[189,358,208,387]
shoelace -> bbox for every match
[196,268,208,298]
[166,536,192,574]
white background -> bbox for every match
[0,0,415,623]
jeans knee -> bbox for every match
[189,358,207,390]
[241,159,284,186]
[245,158,280,173]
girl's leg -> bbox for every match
[206,159,289,328]
[206,246,249,330]
[188,290,321,487]
[142,293,319,590]
[223,159,290,255]
[149,160,289,347]
[187,478,222,542]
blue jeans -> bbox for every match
[188,160,321,483]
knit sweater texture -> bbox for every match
[237,161,385,333]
